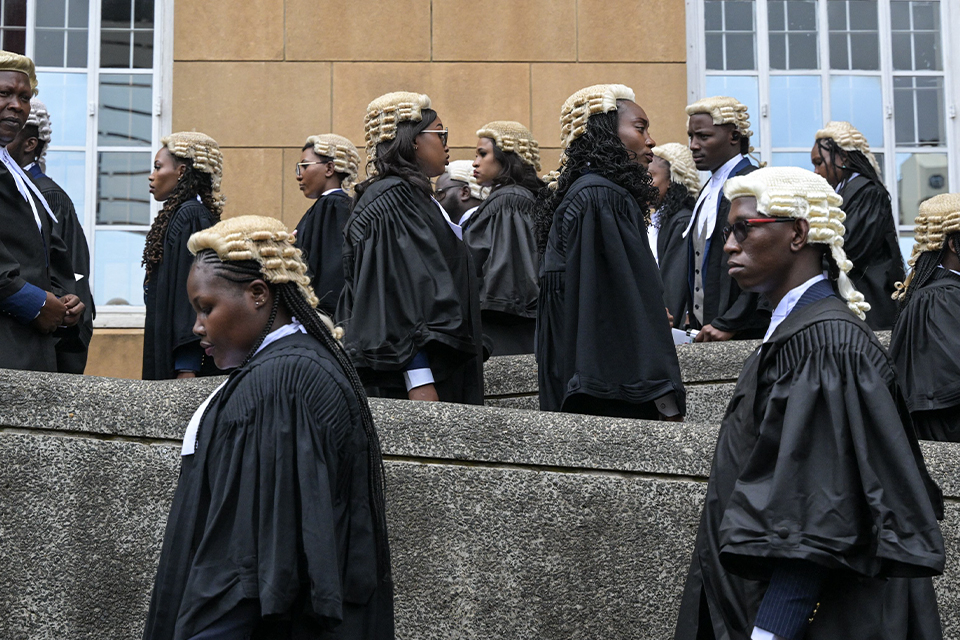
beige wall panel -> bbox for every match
[85,330,145,379]
[282,147,315,229]
[531,63,689,149]
[174,0,284,61]
[577,0,686,62]
[539,147,564,174]
[432,0,576,61]
[286,0,431,61]
[172,62,332,148]
[332,63,531,150]
[219,148,285,220]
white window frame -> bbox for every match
[23,0,173,328]
[686,0,959,242]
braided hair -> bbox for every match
[194,250,391,580]
[814,137,889,199]
[535,106,659,254]
[655,181,696,230]
[896,233,960,312]
[143,160,222,279]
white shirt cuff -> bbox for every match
[403,367,435,391]
[751,628,783,640]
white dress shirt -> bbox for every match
[683,154,745,240]
[763,273,828,343]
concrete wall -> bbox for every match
[1,337,957,639]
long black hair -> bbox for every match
[655,180,696,229]
[354,109,438,202]
[814,137,889,199]
[194,250,392,581]
[896,233,960,312]
[143,159,221,279]
[485,140,545,193]
[534,105,659,253]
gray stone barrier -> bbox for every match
[2,329,955,640]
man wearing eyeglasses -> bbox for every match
[675,167,944,640]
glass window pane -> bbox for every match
[896,152,949,225]
[705,0,723,27]
[67,31,88,67]
[98,73,152,146]
[891,32,912,70]
[770,33,787,69]
[706,75,762,148]
[96,151,151,225]
[724,1,754,31]
[848,0,877,29]
[4,0,27,25]
[706,33,724,70]
[100,29,131,68]
[911,2,936,30]
[890,2,910,25]
[44,150,86,223]
[830,75,883,146]
[132,30,153,68]
[36,71,88,146]
[769,1,785,30]
[93,230,146,306]
[134,0,154,26]
[912,32,941,70]
[788,1,816,30]
[770,75,822,147]
[771,152,812,169]
[827,1,846,29]
[36,0,65,27]
[829,33,849,69]
[894,76,945,146]
[898,232,914,264]
[35,29,65,67]
[2,28,25,54]
[788,32,818,69]
[69,0,90,28]
[848,32,879,69]
[101,0,132,28]
[725,32,756,69]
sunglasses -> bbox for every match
[722,217,795,243]
[419,128,449,146]
[295,160,333,177]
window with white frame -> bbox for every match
[2,0,170,318]
[689,0,959,259]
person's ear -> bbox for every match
[791,218,810,252]
[324,162,336,178]
[24,137,39,155]
[248,279,270,309]
[458,185,471,203]
[177,164,187,180]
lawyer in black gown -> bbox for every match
[676,167,944,640]
[535,84,685,420]
[144,216,392,640]
[338,92,483,404]
[889,193,960,442]
[294,134,360,317]
[465,121,543,355]
[812,121,904,329]
[648,143,701,326]
[142,132,224,380]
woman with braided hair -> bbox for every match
[142,131,225,380]
[338,91,483,404]
[535,84,685,420]
[143,215,394,640]
[811,121,905,329]
[889,193,960,442]
[464,121,543,355]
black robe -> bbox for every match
[142,200,221,380]
[337,177,484,404]
[0,164,75,372]
[30,170,95,374]
[656,205,693,327]
[687,160,770,338]
[462,184,538,356]
[537,173,686,417]
[675,293,945,640]
[889,269,960,441]
[838,175,905,330]
[295,190,352,318]
[143,332,393,640]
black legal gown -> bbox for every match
[839,175,905,330]
[537,173,686,417]
[295,190,352,318]
[0,165,75,372]
[337,177,484,404]
[675,295,945,640]
[142,200,221,380]
[143,332,394,640]
[462,184,538,356]
[889,269,960,441]
[30,171,95,374]
[656,205,693,327]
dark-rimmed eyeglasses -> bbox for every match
[295,160,332,177]
[418,128,449,146]
[722,217,795,243]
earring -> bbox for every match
[414,145,418,150]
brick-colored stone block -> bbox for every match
[433,0,576,61]
[332,63,531,150]
[219,148,284,220]
[85,329,144,379]
[174,0,284,61]
[531,63,688,149]
[286,0,430,61]
[538,147,564,174]
[173,62,332,148]
[577,0,686,62]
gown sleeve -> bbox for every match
[840,184,893,267]
[557,184,686,411]
[462,187,539,318]
[295,195,351,317]
[163,203,216,353]
[717,322,945,581]
[339,180,478,378]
